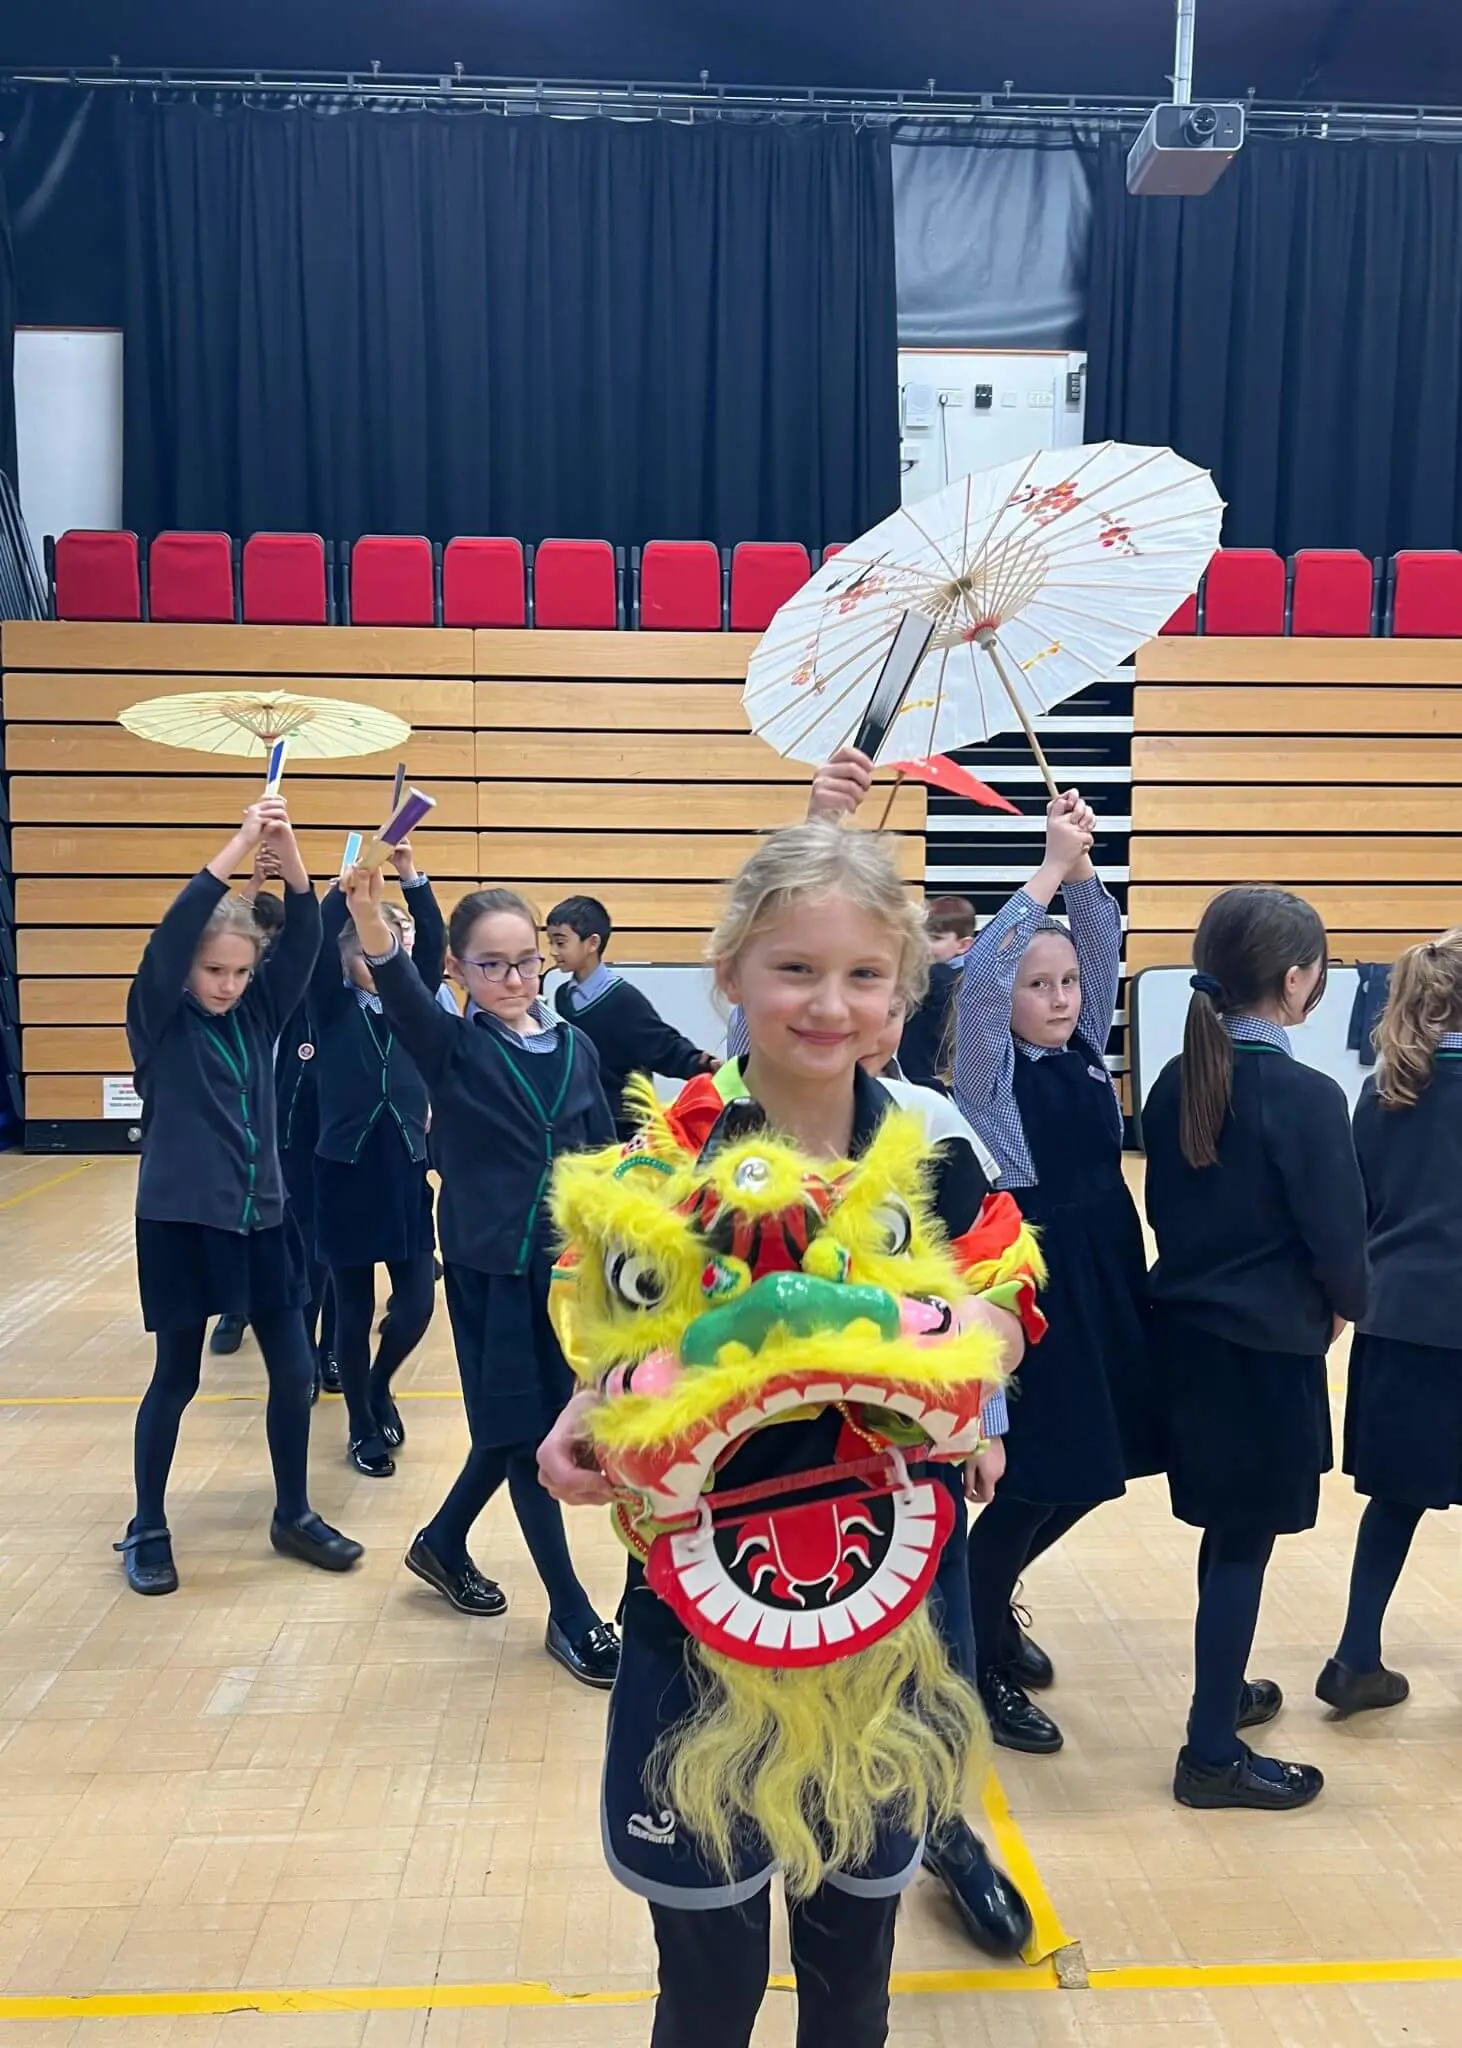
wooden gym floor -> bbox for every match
[2,1152,1461,2045]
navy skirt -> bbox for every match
[444,1257,574,1450]
[314,1120,435,1270]
[1155,1309,1331,1534]
[1344,1331,1462,1509]
[135,1212,309,1333]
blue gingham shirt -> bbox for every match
[1225,1013,1292,1053]
[364,935,559,1051]
[1440,1031,1462,1052]
[952,876,1123,1191]
[561,961,618,1011]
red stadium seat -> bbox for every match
[148,531,236,623]
[639,541,722,630]
[242,533,328,624]
[729,542,812,631]
[350,536,435,627]
[1202,548,1286,635]
[1159,592,1198,635]
[535,540,619,629]
[1290,549,1375,636]
[442,538,527,628]
[821,543,846,562]
[52,530,142,621]
[1391,550,1462,636]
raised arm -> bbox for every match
[341,863,458,1088]
[397,848,446,996]
[127,808,266,1054]
[251,802,320,1037]
[309,881,355,1015]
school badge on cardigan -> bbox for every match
[549,1078,1045,1894]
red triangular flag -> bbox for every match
[888,756,1021,815]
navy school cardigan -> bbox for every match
[126,870,322,1233]
[368,946,616,1274]
[309,880,445,1165]
[1353,1057,1462,1350]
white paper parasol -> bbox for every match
[118,689,411,761]
[743,442,1223,793]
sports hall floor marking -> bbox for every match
[0,1160,97,1211]
[980,1766,1080,1973]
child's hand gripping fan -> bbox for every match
[547,1080,1033,1896]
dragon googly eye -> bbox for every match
[605,1248,666,1310]
[869,1197,913,1257]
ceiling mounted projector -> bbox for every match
[1127,0,1244,196]
[1127,101,1245,194]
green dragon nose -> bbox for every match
[681,1270,898,1368]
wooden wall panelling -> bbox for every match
[1137,637,1462,685]
[1133,786,1462,833]
[6,726,474,780]
[475,629,759,679]
[20,980,128,1026]
[1126,931,1434,974]
[25,1026,130,1072]
[11,828,481,878]
[2,622,475,675]
[475,682,748,731]
[1132,837,1462,884]
[1132,736,1462,784]
[1132,885,1462,933]
[1135,687,1462,736]
[477,782,924,832]
[16,924,721,978]
[23,1077,109,1121]
[477,831,924,882]
[1,675,478,726]
[9,777,478,829]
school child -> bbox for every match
[118,798,362,1595]
[310,842,443,1477]
[955,791,1159,1755]
[341,870,621,1686]
[538,819,1043,2042]
[209,877,285,1357]
[1144,886,1368,1809]
[1318,932,1462,1718]
[899,895,976,1092]
[546,895,717,1141]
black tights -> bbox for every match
[966,1494,1096,1682]
[422,1443,597,1640]
[329,1254,435,1443]
[1185,1527,1275,1768]
[1335,1497,1426,1673]
[133,1311,314,1530]
[649,1883,898,2048]
[306,1263,335,1358]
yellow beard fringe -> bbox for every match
[646,1607,989,1899]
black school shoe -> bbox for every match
[545,1618,621,1690]
[209,1315,246,1356]
[1238,1679,1283,1729]
[923,1815,1033,1959]
[348,1435,396,1479]
[370,1376,405,1449]
[318,1351,342,1395]
[1012,1625,1055,1692]
[269,1512,363,1572]
[1173,1742,1323,1812]
[404,1533,507,1616]
[980,1667,1064,1754]
[1315,1658,1411,1718]
[114,1525,179,1596]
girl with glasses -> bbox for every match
[341,870,621,1689]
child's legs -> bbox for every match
[422,1445,508,1569]
[504,1446,599,1638]
[329,1264,380,1440]
[788,1884,899,2048]
[1186,1526,1276,1765]
[648,1891,772,2048]
[370,1252,435,1395]
[968,1495,1086,1682]
[1335,1497,1425,1672]
[252,1308,316,1522]
[133,1324,207,1527]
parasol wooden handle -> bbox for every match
[976,629,1060,802]
[875,773,906,833]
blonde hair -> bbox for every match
[708,820,930,1010]
[198,895,269,960]
[1375,930,1462,1108]
[339,898,411,963]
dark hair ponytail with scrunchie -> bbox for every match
[1179,887,1328,1169]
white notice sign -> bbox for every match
[102,1077,143,1121]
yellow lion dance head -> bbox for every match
[549,1080,1042,1895]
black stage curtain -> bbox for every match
[1086,136,1462,558]
[0,161,16,486]
[121,101,899,549]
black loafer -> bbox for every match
[980,1668,1064,1754]
[1316,1657,1410,1718]
[546,1618,620,1689]
[269,1512,362,1573]
[1238,1678,1283,1730]
[1012,1625,1055,1692]
[114,1525,179,1596]
[1174,1742,1323,1812]
[348,1436,395,1479]
[370,1381,405,1450]
[404,1534,507,1615]
[209,1315,246,1357]
[923,1815,1033,1959]
[318,1352,342,1395]
[309,1371,321,1408]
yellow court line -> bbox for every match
[4,1955,1462,2021]
[0,1390,463,1407]
[0,1160,97,1212]
[979,1767,1075,1968]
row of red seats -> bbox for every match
[46,532,828,632]
[48,530,1462,638]
[1159,547,1462,637]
